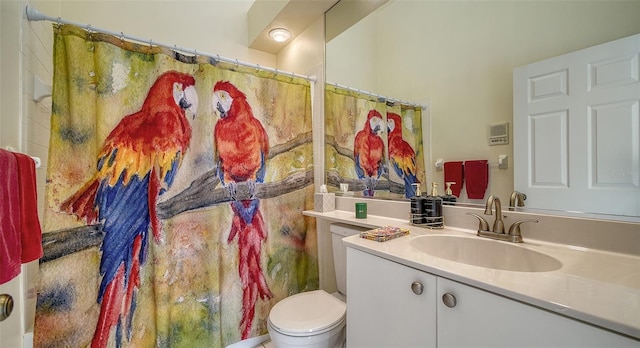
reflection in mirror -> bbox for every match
[325,0,640,220]
[324,84,427,199]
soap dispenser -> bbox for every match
[410,183,426,225]
[425,182,443,228]
[441,182,457,205]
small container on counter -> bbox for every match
[410,183,427,225]
[424,182,443,228]
[441,182,457,205]
[355,202,367,219]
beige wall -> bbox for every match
[277,16,326,192]
[326,0,640,203]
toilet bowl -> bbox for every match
[228,224,368,348]
[267,290,346,348]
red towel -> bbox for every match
[464,160,488,199]
[443,161,464,197]
[0,149,21,285]
[14,152,43,263]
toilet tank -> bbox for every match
[329,223,370,296]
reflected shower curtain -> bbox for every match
[325,84,425,199]
[36,24,317,348]
[388,103,426,199]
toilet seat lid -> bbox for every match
[269,290,346,336]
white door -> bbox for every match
[514,34,640,217]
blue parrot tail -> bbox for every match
[92,170,151,347]
[354,154,365,179]
[96,171,151,302]
[232,199,260,224]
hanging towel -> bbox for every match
[443,161,464,197]
[0,149,21,285]
[464,160,489,199]
[14,152,43,263]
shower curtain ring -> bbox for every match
[256,64,261,73]
[149,39,153,49]
[86,24,93,40]
[235,59,239,69]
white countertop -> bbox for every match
[304,210,640,340]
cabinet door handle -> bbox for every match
[442,293,457,308]
[411,281,424,295]
[0,294,14,321]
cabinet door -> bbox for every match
[347,248,437,348]
[437,277,638,347]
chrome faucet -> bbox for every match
[467,194,538,243]
[509,191,527,210]
[484,194,505,233]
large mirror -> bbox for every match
[325,0,640,220]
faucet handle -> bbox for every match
[508,219,538,239]
[467,213,490,232]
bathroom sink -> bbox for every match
[409,235,562,272]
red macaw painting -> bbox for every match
[61,71,198,347]
[212,81,273,339]
[354,109,386,196]
[387,112,419,198]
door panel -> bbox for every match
[514,34,640,216]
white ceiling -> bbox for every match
[248,0,339,54]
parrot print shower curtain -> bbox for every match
[325,84,426,199]
[36,24,317,348]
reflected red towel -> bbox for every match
[14,153,43,263]
[464,160,488,199]
[0,149,21,285]
[443,161,464,197]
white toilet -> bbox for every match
[266,223,368,348]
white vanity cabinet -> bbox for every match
[346,247,437,347]
[347,247,638,348]
[437,277,637,347]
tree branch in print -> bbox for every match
[43,133,313,263]
[156,168,313,219]
[157,131,313,219]
[325,134,402,194]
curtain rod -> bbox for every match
[328,81,427,110]
[25,6,316,82]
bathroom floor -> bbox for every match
[252,339,274,348]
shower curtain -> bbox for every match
[325,84,425,199]
[36,24,317,348]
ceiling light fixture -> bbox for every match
[269,28,291,43]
